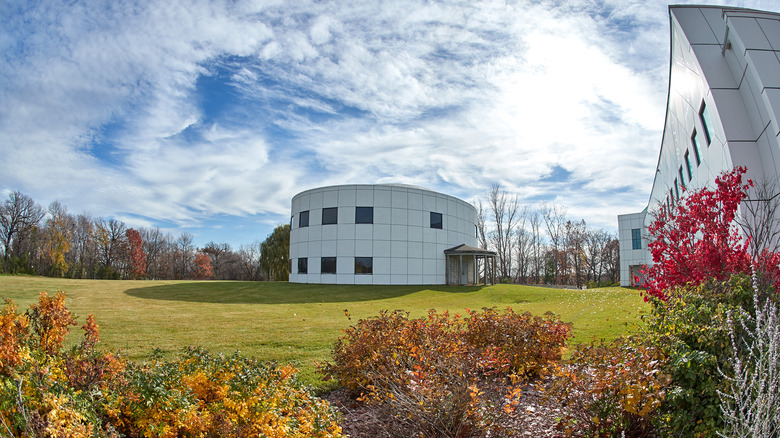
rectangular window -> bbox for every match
[297,257,308,274]
[290,216,294,229]
[700,102,712,145]
[355,207,373,224]
[669,189,675,207]
[684,151,693,181]
[632,229,642,250]
[430,212,443,229]
[674,178,680,200]
[322,207,338,225]
[355,257,373,274]
[691,130,701,166]
[679,166,686,189]
[321,256,337,274]
[299,210,309,228]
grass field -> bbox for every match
[0,276,649,387]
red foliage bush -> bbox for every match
[643,167,780,300]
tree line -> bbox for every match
[1,187,619,285]
[477,185,619,287]
[0,191,290,281]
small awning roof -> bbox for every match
[443,244,497,256]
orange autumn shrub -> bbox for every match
[0,291,343,438]
[321,307,571,436]
[548,336,670,437]
[0,298,29,374]
[109,347,342,437]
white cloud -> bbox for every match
[2,0,779,246]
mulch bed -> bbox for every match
[322,379,566,438]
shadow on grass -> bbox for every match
[124,281,487,304]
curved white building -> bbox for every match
[289,184,494,285]
[619,5,780,286]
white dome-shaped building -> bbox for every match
[289,184,495,285]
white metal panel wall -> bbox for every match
[290,184,478,285]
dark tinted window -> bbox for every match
[355,257,373,274]
[321,256,337,274]
[355,207,373,224]
[674,179,680,200]
[691,130,701,166]
[684,151,692,181]
[430,212,443,229]
[632,229,642,250]
[299,210,309,228]
[322,207,338,225]
[298,257,308,274]
[700,102,712,145]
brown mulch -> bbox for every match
[322,379,566,438]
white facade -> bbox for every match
[619,5,780,286]
[289,184,478,285]
[618,209,650,287]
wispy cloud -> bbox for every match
[1,0,777,245]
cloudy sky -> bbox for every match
[2,0,779,248]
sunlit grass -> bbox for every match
[0,276,649,387]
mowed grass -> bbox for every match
[0,276,649,387]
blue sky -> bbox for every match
[2,0,779,249]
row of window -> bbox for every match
[666,101,713,212]
[294,207,444,229]
[296,257,373,274]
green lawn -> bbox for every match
[0,276,649,387]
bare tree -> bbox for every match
[513,206,532,283]
[71,214,97,278]
[219,251,244,280]
[238,241,263,281]
[540,201,567,284]
[602,238,620,284]
[172,232,195,280]
[488,184,519,281]
[563,219,587,287]
[141,227,168,280]
[584,228,613,286]
[475,200,491,281]
[476,200,488,250]
[738,178,780,258]
[0,191,44,265]
[529,210,543,284]
[203,241,234,280]
[95,218,128,278]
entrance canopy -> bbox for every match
[443,244,497,286]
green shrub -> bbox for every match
[321,307,571,437]
[644,275,755,437]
